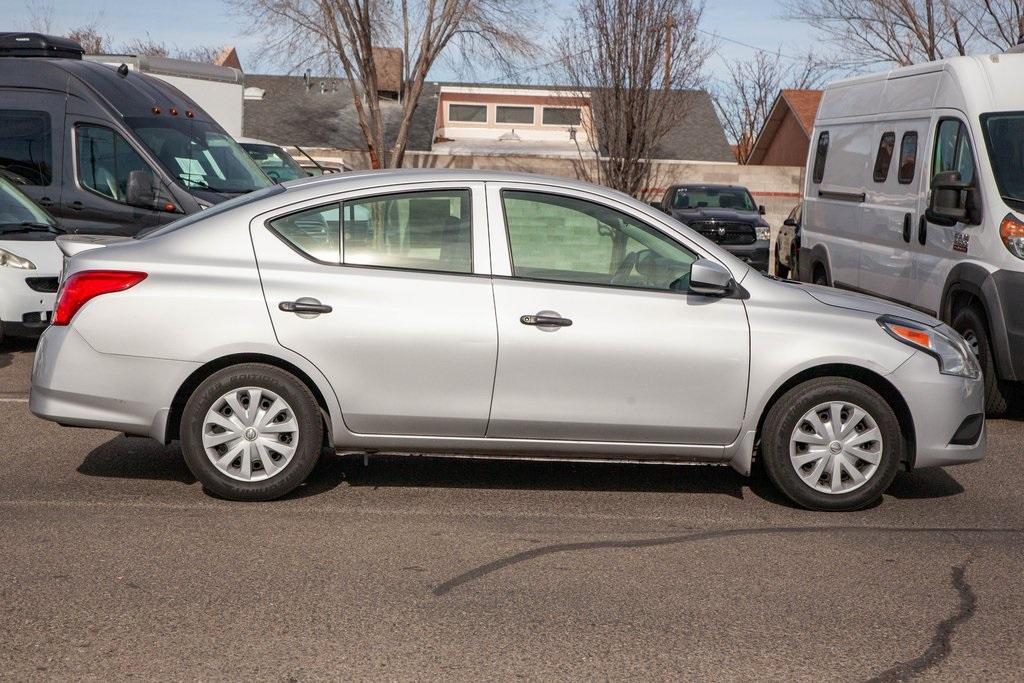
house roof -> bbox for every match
[242,75,734,163]
[242,74,439,152]
[746,89,823,164]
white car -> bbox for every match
[0,175,62,341]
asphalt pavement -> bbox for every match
[1,339,1022,681]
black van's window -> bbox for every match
[812,132,829,184]
[873,132,896,182]
[933,119,975,185]
[76,125,150,204]
[898,132,918,184]
[0,110,52,186]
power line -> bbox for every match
[697,29,808,62]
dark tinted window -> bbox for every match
[898,132,918,184]
[496,106,534,125]
[873,132,895,182]
[76,125,150,203]
[343,190,472,274]
[812,131,829,184]
[672,186,757,212]
[449,104,487,123]
[0,110,52,186]
[542,108,582,126]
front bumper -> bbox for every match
[30,325,199,441]
[0,272,56,336]
[889,351,986,468]
[721,240,769,272]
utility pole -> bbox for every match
[663,14,673,91]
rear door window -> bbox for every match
[268,203,341,263]
[873,132,895,182]
[897,132,918,184]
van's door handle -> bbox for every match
[521,313,572,327]
[37,196,54,207]
[280,300,332,315]
[69,201,84,211]
[902,213,912,243]
[918,215,927,245]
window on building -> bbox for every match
[76,125,150,203]
[0,110,52,186]
[933,119,975,185]
[269,203,341,263]
[873,132,895,182]
[343,190,472,274]
[898,131,919,184]
[502,190,696,291]
[496,106,534,125]
[448,104,487,123]
[542,107,582,126]
[812,131,829,184]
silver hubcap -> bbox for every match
[962,329,980,358]
[202,387,299,482]
[789,401,883,494]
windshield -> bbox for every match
[241,143,307,182]
[126,117,271,195]
[981,112,1024,211]
[0,176,55,227]
[673,187,757,212]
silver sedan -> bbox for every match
[30,170,985,510]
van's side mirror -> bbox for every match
[689,258,734,295]
[783,218,798,227]
[758,205,766,215]
[928,170,980,226]
[126,170,159,209]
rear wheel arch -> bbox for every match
[754,363,916,469]
[165,353,334,445]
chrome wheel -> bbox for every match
[202,387,299,482]
[962,329,980,358]
[789,401,882,494]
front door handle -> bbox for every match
[902,213,912,243]
[918,215,928,245]
[69,201,84,211]
[521,313,572,327]
[37,196,54,207]
[280,299,332,315]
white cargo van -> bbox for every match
[799,50,1024,414]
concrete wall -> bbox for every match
[290,147,803,259]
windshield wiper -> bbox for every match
[0,221,64,235]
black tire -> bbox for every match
[951,306,1008,416]
[775,246,790,279]
[180,363,324,501]
[812,265,828,286]
[761,377,903,511]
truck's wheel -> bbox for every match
[952,306,1009,416]
[812,266,828,286]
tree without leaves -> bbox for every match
[235,0,539,169]
[714,50,831,164]
[557,0,711,197]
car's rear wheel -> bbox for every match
[760,377,902,511]
[181,363,323,501]
[952,305,1008,416]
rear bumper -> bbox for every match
[29,326,198,441]
[721,240,769,272]
[889,351,986,468]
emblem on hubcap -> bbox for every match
[828,440,843,454]
[244,427,258,441]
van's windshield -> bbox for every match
[126,117,272,195]
[981,112,1024,212]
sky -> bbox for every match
[7,0,820,85]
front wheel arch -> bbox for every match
[753,364,916,470]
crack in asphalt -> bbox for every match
[864,559,977,682]
[432,525,1016,596]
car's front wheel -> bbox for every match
[760,377,903,511]
[180,363,324,501]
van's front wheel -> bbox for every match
[952,306,1008,416]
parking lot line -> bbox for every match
[0,397,28,403]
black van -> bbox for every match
[0,33,272,236]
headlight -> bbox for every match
[755,225,770,241]
[878,316,981,379]
[0,248,36,269]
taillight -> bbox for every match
[999,213,1024,259]
[53,270,147,326]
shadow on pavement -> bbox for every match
[77,438,966,506]
[0,336,36,372]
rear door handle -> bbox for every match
[521,313,572,327]
[918,215,928,246]
[902,213,912,243]
[37,196,54,207]
[69,201,84,211]
[279,299,332,315]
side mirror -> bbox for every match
[928,170,980,226]
[758,205,766,215]
[125,169,159,209]
[783,218,798,227]
[689,258,734,295]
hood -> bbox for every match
[789,281,940,326]
[670,207,764,224]
[0,237,63,274]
